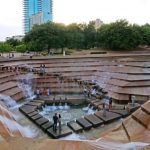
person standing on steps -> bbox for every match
[46,88,50,96]
[131,95,136,107]
[58,114,61,131]
[53,113,58,132]
[109,98,112,110]
[102,103,106,117]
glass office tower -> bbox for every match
[23,0,53,33]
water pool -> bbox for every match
[39,104,95,124]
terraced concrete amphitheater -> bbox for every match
[1,51,150,104]
[0,51,150,149]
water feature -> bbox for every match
[0,103,36,138]
[0,115,35,138]
[82,104,91,112]
[41,103,69,114]
[82,104,95,114]
[87,106,95,114]
[40,103,95,124]
[52,103,57,111]
[0,94,17,109]
[60,133,86,140]
[64,103,70,110]
[17,70,36,100]
[58,102,63,110]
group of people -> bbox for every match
[35,88,50,98]
[102,95,137,117]
[129,95,136,107]
[40,64,45,75]
[83,87,97,98]
[102,98,113,117]
[53,113,61,132]
[126,95,137,112]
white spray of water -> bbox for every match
[82,104,94,114]
[60,133,87,140]
[90,139,149,150]
[0,94,17,108]
[17,71,35,100]
[0,115,35,138]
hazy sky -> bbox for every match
[0,0,150,41]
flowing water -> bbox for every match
[39,103,94,124]
[17,71,36,100]
[0,94,17,109]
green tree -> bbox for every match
[6,38,21,47]
[97,20,141,50]
[0,42,13,53]
[24,22,67,54]
[66,23,85,49]
[141,24,150,45]
[83,21,97,49]
[15,44,27,53]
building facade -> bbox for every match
[94,19,103,29]
[6,35,24,41]
[23,0,53,33]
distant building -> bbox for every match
[30,12,43,30]
[6,35,24,41]
[23,0,53,33]
[94,19,103,29]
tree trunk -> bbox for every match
[61,47,64,54]
[48,47,51,55]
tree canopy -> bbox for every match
[1,19,150,54]
[97,20,142,50]
[24,22,67,53]
[0,42,13,53]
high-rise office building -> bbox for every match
[23,0,53,33]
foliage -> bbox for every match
[97,20,142,50]
[0,42,13,53]
[66,23,85,49]
[83,21,97,49]
[23,19,150,52]
[24,22,67,53]
[140,24,150,45]
[15,44,27,53]
[6,38,21,47]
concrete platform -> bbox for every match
[31,100,45,105]
[90,100,100,105]
[127,103,140,112]
[27,111,38,117]
[84,114,103,127]
[67,121,83,132]
[25,102,43,108]
[76,118,92,130]
[41,121,53,131]
[93,101,103,108]
[141,102,150,114]
[19,105,37,115]
[35,117,49,126]
[47,125,72,139]
[94,111,121,123]
[98,105,103,110]
[30,114,43,121]
[109,109,129,117]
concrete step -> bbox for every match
[76,118,92,130]
[94,111,121,123]
[84,114,103,127]
[67,121,83,132]
[46,124,72,139]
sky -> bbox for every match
[0,0,150,41]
